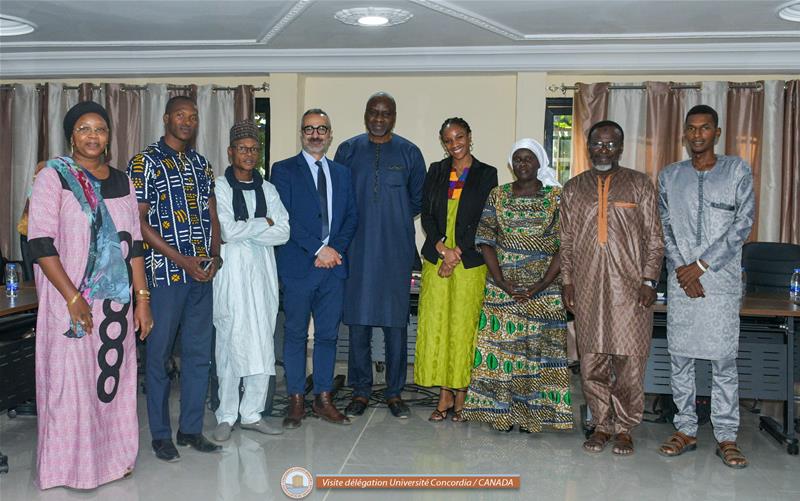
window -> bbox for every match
[544,98,573,185]
[254,97,270,177]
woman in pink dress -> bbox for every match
[27,101,153,489]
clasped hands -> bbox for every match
[67,292,154,341]
[436,242,462,278]
[498,278,545,302]
[676,260,707,298]
[315,245,342,269]
[181,255,218,282]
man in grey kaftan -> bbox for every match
[658,105,755,466]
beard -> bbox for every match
[593,163,613,172]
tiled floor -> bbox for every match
[1,372,799,501]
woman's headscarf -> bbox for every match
[508,138,561,187]
[63,101,110,140]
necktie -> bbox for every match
[316,160,329,240]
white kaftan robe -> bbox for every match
[213,177,290,377]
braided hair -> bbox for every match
[438,117,471,140]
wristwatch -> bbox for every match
[214,255,224,269]
[642,279,657,289]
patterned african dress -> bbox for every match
[27,166,142,489]
[463,184,572,432]
[414,199,488,389]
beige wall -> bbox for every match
[297,73,522,185]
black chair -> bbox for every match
[742,242,800,293]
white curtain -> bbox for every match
[10,84,40,260]
[46,83,78,158]
[607,85,647,172]
[682,81,728,155]
[196,84,235,178]
[141,83,169,148]
[758,80,786,242]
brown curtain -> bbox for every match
[234,85,254,122]
[726,82,764,240]
[0,88,13,259]
[645,82,684,183]
[36,85,49,162]
[571,83,609,176]
[781,80,800,244]
[104,84,142,170]
[78,82,94,103]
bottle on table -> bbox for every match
[790,268,800,305]
[5,263,20,298]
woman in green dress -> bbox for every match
[415,117,498,422]
[463,138,572,432]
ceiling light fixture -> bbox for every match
[777,0,800,22]
[0,14,36,36]
[334,7,413,28]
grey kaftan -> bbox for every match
[658,155,755,360]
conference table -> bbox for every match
[652,292,800,455]
[0,281,37,474]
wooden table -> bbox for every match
[654,292,800,455]
[0,281,36,474]
[0,282,38,318]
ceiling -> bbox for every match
[1,0,799,77]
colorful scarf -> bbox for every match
[48,156,130,338]
[448,166,470,200]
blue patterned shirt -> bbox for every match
[128,137,215,288]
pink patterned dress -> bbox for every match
[27,166,142,490]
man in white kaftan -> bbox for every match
[212,121,290,441]
[657,105,755,468]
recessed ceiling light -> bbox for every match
[0,14,36,36]
[358,16,389,27]
[777,1,800,22]
[335,8,413,28]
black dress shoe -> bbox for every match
[345,397,369,417]
[176,431,222,453]
[387,398,410,419]
[152,439,180,462]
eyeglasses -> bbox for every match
[234,145,260,155]
[74,125,109,136]
[589,140,620,150]
[301,125,329,136]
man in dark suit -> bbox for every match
[271,109,358,428]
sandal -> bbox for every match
[658,431,697,457]
[428,407,451,421]
[429,388,455,422]
[716,441,748,469]
[582,431,611,453]
[451,389,467,422]
[612,432,635,456]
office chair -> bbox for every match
[742,242,800,293]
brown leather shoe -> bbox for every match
[312,392,351,425]
[283,394,306,429]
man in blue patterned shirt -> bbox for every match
[128,96,222,461]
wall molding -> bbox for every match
[2,42,798,77]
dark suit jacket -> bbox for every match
[270,152,358,280]
[420,156,498,269]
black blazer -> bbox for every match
[420,156,498,269]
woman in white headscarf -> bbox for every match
[462,138,573,433]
